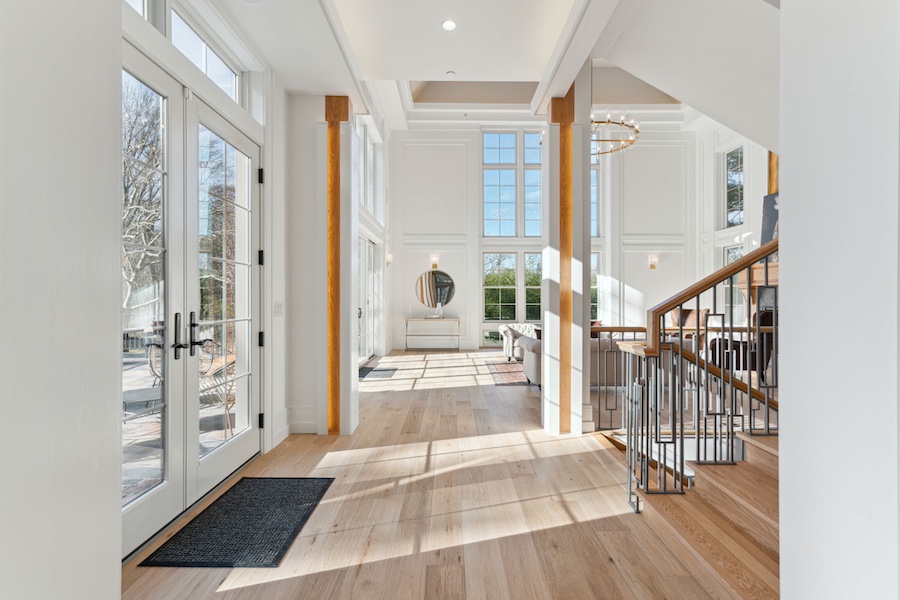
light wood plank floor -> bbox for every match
[123,350,730,600]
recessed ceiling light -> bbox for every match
[445,71,456,77]
[442,20,457,31]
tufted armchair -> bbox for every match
[497,323,540,361]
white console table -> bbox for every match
[405,318,460,350]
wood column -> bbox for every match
[768,151,779,195]
[550,85,575,434]
[326,96,349,434]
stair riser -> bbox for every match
[693,476,779,563]
[743,443,778,478]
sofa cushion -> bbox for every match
[522,337,541,353]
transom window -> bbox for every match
[171,10,238,101]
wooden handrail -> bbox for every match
[644,239,779,356]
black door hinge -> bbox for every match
[258,249,264,265]
[258,332,264,347]
[258,168,264,184]
[258,413,264,428]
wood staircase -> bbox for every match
[600,430,779,599]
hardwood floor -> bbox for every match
[122,350,733,600]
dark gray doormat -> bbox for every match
[140,477,334,568]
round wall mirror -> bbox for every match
[415,270,455,308]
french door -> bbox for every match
[358,238,375,365]
[121,45,261,556]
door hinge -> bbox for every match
[258,168,264,184]
[258,249,264,265]
[258,331,264,347]
[258,413,264,428]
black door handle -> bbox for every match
[189,311,203,356]
[172,312,188,359]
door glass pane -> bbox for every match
[197,125,252,458]
[122,71,167,506]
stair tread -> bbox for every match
[639,478,779,600]
[690,461,779,527]
[736,431,779,457]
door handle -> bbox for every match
[189,311,202,356]
[358,307,362,319]
[172,312,188,359]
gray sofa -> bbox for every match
[521,336,624,388]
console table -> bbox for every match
[405,318,460,350]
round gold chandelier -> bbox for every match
[591,110,640,156]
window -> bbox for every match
[484,133,516,164]
[724,245,745,324]
[483,169,516,236]
[590,253,600,320]
[725,246,744,265]
[483,131,542,237]
[524,170,542,237]
[483,253,516,321]
[124,0,145,17]
[171,10,238,101]
[523,132,542,237]
[725,146,744,227]
[590,169,599,237]
[524,253,542,321]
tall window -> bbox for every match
[483,253,516,321]
[483,169,516,236]
[171,10,238,101]
[524,253,542,321]
[590,169,599,237]
[590,253,600,320]
[524,133,542,237]
[483,131,542,237]
[725,146,744,227]
[724,245,745,324]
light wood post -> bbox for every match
[768,151,779,195]
[550,86,575,433]
[326,96,349,434]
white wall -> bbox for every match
[781,1,899,597]
[390,130,482,349]
[0,1,122,598]
[286,95,327,433]
[266,74,290,447]
[599,131,698,325]
[692,121,771,279]
[389,126,699,339]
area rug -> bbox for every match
[140,477,334,568]
[486,362,530,386]
[359,367,398,379]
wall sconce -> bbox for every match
[385,253,393,267]
[648,255,658,270]
[430,254,439,270]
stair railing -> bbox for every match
[620,239,779,512]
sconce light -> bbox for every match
[648,255,658,270]
[385,253,393,267]
[430,254,439,270]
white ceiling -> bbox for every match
[210,0,780,148]
[215,0,359,97]
[330,0,577,82]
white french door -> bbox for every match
[121,44,261,557]
[358,237,375,365]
